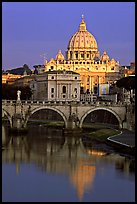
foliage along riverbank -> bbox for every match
[82,123,121,141]
[82,123,135,156]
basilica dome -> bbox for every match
[67,16,98,51]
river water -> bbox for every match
[2,123,135,202]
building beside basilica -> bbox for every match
[30,70,80,101]
[35,16,121,95]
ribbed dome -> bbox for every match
[67,16,98,51]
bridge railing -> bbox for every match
[2,99,127,107]
[2,100,16,105]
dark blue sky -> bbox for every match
[2,2,135,70]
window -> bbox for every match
[83,62,85,64]
[75,77,77,80]
[87,62,89,64]
[94,86,98,94]
[75,52,78,59]
[51,94,54,98]
[87,54,89,58]
[74,88,77,93]
[62,86,66,93]
[51,88,54,93]
[70,51,72,59]
[51,66,54,70]
[63,95,66,98]
[75,62,78,64]
[51,76,54,79]
[81,53,84,58]
[111,67,114,70]
[87,89,90,94]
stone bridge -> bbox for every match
[2,99,133,131]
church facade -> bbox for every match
[36,16,121,94]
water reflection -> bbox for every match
[2,124,135,202]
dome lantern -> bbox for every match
[79,15,87,31]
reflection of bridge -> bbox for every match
[2,99,132,131]
[2,125,129,201]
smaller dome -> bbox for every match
[101,51,110,61]
[111,58,116,64]
[55,50,65,61]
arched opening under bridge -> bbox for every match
[81,108,121,129]
[25,107,66,129]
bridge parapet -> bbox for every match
[2,100,127,107]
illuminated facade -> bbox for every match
[37,16,120,94]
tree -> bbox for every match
[2,84,32,100]
[116,76,135,91]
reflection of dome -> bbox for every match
[55,50,65,61]
[70,160,96,201]
[67,16,98,51]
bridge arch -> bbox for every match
[79,107,123,129]
[24,106,68,128]
[2,108,12,127]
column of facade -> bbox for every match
[84,51,86,60]
[68,83,71,99]
[66,83,69,99]
[67,51,70,60]
[56,83,59,100]
[90,51,92,60]
[78,51,80,60]
[98,76,100,85]
[58,84,61,100]
[89,76,92,93]
[72,51,75,60]
[84,76,87,93]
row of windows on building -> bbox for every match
[56,60,108,64]
[50,66,115,71]
[50,75,78,80]
[51,86,78,99]
[69,53,94,59]
[51,86,78,93]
